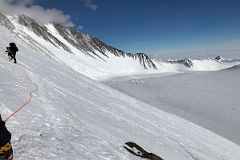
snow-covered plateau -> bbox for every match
[1,13,240,159]
[104,68,240,145]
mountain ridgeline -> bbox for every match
[0,13,157,70]
[3,13,236,80]
[0,13,15,30]
[18,15,71,53]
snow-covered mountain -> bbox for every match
[0,13,239,80]
[225,64,240,70]
[1,13,159,79]
[166,58,194,67]
[1,15,240,160]
[1,12,240,160]
[215,56,224,61]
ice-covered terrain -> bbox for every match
[104,68,240,145]
[1,13,240,159]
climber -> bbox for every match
[5,43,18,63]
[0,114,13,160]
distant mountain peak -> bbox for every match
[226,64,240,70]
[168,58,194,68]
[128,53,157,69]
[215,56,223,61]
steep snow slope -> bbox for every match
[104,69,240,145]
[10,14,160,80]
[1,25,240,160]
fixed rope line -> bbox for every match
[4,73,38,123]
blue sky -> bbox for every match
[34,0,240,57]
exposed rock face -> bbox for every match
[54,24,157,69]
[128,53,157,69]
[1,13,158,70]
[53,23,125,59]
[215,56,223,61]
[168,58,194,67]
[18,15,71,53]
[0,13,15,30]
[226,64,240,70]
[183,58,194,67]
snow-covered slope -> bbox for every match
[6,14,160,80]
[0,13,239,80]
[104,68,240,145]
[158,58,239,73]
[1,18,240,160]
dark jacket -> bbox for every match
[0,115,11,147]
[9,46,18,55]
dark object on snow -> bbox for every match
[215,56,223,61]
[0,114,13,160]
[124,142,164,160]
[226,64,240,70]
[5,43,18,63]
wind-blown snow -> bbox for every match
[1,24,240,160]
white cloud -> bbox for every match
[6,0,34,6]
[89,4,98,11]
[0,0,74,27]
[81,0,98,11]
[77,25,84,30]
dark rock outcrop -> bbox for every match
[168,58,193,68]
[18,15,71,53]
[53,23,118,59]
[0,13,15,30]
[124,142,164,160]
[127,53,157,69]
[54,24,157,69]
[226,64,240,70]
[215,56,223,61]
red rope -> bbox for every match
[4,75,38,123]
[4,92,33,122]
